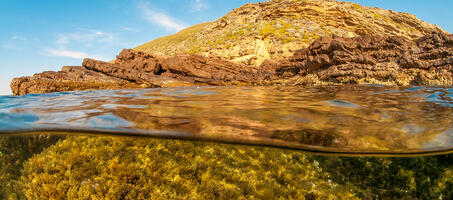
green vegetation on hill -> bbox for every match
[134,23,209,56]
[131,0,445,66]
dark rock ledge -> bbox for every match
[11,32,453,95]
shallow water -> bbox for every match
[0,85,452,199]
[1,85,453,155]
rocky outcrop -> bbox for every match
[160,54,259,84]
[83,49,261,87]
[10,0,453,95]
[11,32,453,95]
[265,32,453,85]
[10,66,142,96]
[135,0,445,66]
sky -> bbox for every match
[0,0,452,95]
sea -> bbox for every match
[0,85,452,199]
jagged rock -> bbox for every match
[82,58,174,87]
[265,32,453,86]
[10,66,142,96]
[83,49,260,86]
[161,54,258,84]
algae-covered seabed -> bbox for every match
[0,135,452,200]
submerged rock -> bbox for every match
[11,32,453,95]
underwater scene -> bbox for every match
[0,85,452,199]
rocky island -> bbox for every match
[10,0,453,95]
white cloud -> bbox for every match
[56,30,114,45]
[56,36,69,44]
[123,27,140,32]
[12,34,27,41]
[46,29,114,61]
[47,48,105,60]
[3,34,28,50]
[1,44,22,50]
[190,0,209,12]
[138,2,187,32]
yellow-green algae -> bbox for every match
[19,136,356,200]
[0,135,452,199]
[312,155,453,199]
[0,135,63,200]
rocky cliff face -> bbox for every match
[11,32,453,95]
[135,0,445,66]
[265,32,453,86]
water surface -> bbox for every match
[1,85,452,156]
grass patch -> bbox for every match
[134,23,209,54]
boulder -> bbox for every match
[83,49,260,86]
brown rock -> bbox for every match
[83,49,259,86]
[161,54,257,84]
[10,66,142,96]
[265,32,453,86]
[82,58,172,86]
[115,49,164,75]
[10,33,453,95]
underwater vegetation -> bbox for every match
[19,136,356,200]
[0,135,63,199]
[312,155,453,200]
[0,135,451,199]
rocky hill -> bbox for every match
[134,0,444,66]
[12,31,453,95]
[10,0,453,95]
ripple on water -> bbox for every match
[87,114,133,129]
[0,112,39,130]
[326,100,360,108]
[0,85,452,155]
[423,129,453,150]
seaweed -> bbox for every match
[0,135,63,199]
[0,135,451,199]
[19,136,357,200]
[312,155,453,199]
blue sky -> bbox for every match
[0,0,452,95]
